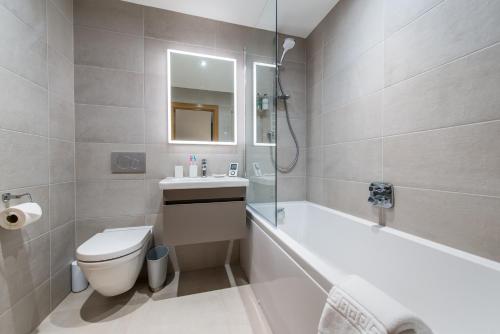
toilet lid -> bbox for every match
[76,227,152,262]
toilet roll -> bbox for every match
[0,203,42,230]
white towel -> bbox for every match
[318,275,433,334]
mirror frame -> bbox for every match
[167,49,238,145]
[253,62,276,147]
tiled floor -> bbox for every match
[32,281,273,334]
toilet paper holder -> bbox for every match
[2,192,33,204]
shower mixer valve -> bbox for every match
[368,182,394,209]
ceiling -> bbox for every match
[122,0,339,38]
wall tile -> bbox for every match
[144,7,216,47]
[0,0,47,32]
[0,234,50,315]
[385,0,500,85]
[50,221,75,273]
[277,147,306,178]
[0,280,50,334]
[306,114,322,148]
[50,264,71,310]
[76,142,145,180]
[49,182,75,229]
[323,91,382,144]
[323,42,384,110]
[384,121,500,196]
[48,47,74,101]
[75,65,143,108]
[215,22,274,57]
[306,177,325,205]
[76,180,145,219]
[145,178,162,214]
[324,179,378,222]
[277,118,306,149]
[307,51,322,88]
[50,0,73,23]
[75,25,144,72]
[74,0,143,35]
[323,139,382,182]
[76,215,145,246]
[49,139,75,184]
[49,93,75,141]
[277,176,306,202]
[384,43,500,135]
[0,66,48,136]
[306,147,323,178]
[47,0,73,61]
[278,34,306,64]
[386,187,500,262]
[383,0,443,37]
[0,130,49,190]
[0,5,47,87]
[75,104,144,144]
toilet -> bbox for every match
[76,226,152,296]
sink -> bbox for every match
[159,176,249,190]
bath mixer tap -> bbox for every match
[201,159,207,177]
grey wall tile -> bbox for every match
[277,176,306,202]
[323,92,382,144]
[384,43,500,136]
[323,139,382,182]
[75,25,144,72]
[307,81,322,117]
[75,104,144,143]
[76,180,146,219]
[75,65,143,108]
[306,177,325,205]
[0,5,47,87]
[76,142,145,180]
[50,221,75,273]
[50,264,71,310]
[0,130,49,190]
[0,185,49,248]
[145,178,162,214]
[48,47,74,101]
[215,22,274,57]
[144,7,216,47]
[277,118,306,149]
[278,34,306,64]
[50,0,73,22]
[277,147,306,178]
[384,0,443,37]
[47,0,73,61]
[74,0,143,35]
[0,0,46,32]
[0,280,50,334]
[323,42,384,110]
[49,93,74,141]
[306,114,322,148]
[386,187,500,262]
[307,51,322,88]
[0,234,50,315]
[49,182,75,229]
[306,147,323,178]
[324,179,378,221]
[384,121,500,196]
[49,139,75,184]
[385,0,500,86]
[76,215,145,246]
[322,0,383,78]
[0,66,48,136]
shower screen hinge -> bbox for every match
[368,182,394,209]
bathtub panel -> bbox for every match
[242,219,327,334]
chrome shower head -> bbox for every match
[279,37,296,65]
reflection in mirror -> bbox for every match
[168,49,237,145]
[253,62,276,146]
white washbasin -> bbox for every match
[159,176,249,190]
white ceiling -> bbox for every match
[122,0,339,38]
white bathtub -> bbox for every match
[243,201,500,334]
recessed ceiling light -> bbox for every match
[200,60,207,67]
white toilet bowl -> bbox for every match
[76,226,152,296]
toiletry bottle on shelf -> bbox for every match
[189,154,198,177]
[262,94,269,111]
[257,93,262,111]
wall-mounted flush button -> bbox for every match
[368,182,394,208]
[111,152,146,174]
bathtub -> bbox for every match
[242,201,500,334]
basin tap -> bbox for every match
[201,159,208,177]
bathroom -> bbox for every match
[0,0,499,333]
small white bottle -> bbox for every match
[188,154,198,177]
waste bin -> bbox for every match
[146,245,169,292]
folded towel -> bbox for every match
[318,275,433,334]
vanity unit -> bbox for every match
[159,177,249,246]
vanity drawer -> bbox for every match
[163,200,246,246]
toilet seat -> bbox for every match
[77,226,152,262]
